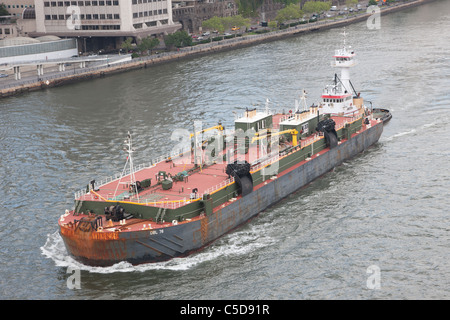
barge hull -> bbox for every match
[60,121,383,266]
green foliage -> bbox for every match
[268,21,278,29]
[275,3,303,24]
[121,37,134,52]
[202,15,251,33]
[202,16,225,33]
[164,30,193,49]
[235,0,265,17]
[236,0,300,17]
[368,0,378,5]
[302,1,332,14]
[346,0,359,6]
[138,36,159,54]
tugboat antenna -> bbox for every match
[113,131,140,202]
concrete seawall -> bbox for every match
[0,0,435,98]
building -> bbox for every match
[31,0,181,53]
[0,1,35,39]
[0,36,78,64]
[172,0,237,33]
[1,1,35,18]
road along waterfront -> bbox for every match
[0,0,437,98]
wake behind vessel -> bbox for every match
[58,37,388,267]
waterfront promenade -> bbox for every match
[0,0,435,98]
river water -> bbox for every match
[0,0,449,300]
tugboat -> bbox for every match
[58,35,388,267]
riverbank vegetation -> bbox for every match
[236,0,301,17]
[202,15,251,34]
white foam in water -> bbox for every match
[384,121,441,142]
[384,128,417,141]
[41,224,274,274]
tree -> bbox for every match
[275,3,303,25]
[230,15,251,30]
[121,37,134,52]
[164,30,193,49]
[202,16,225,34]
[346,0,359,6]
[268,21,278,30]
[138,36,159,55]
[302,1,332,14]
[202,15,250,34]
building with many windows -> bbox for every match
[32,0,181,53]
[1,1,35,18]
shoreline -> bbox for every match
[0,0,436,99]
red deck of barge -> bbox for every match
[75,114,373,209]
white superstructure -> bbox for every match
[319,31,362,116]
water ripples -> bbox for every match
[1,0,450,299]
